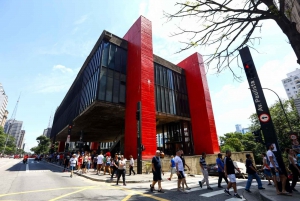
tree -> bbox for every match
[249,98,300,151]
[165,0,300,76]
[30,135,50,154]
[0,126,17,155]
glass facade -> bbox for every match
[154,63,190,117]
[157,121,193,155]
[98,41,127,104]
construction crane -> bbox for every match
[2,94,21,154]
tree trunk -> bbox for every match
[275,16,300,65]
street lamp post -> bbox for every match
[262,88,293,133]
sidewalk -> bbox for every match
[258,183,300,201]
[46,161,203,183]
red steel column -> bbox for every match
[57,141,65,152]
[123,16,156,160]
[177,53,220,154]
[90,142,99,151]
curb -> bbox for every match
[258,191,274,201]
[45,161,152,183]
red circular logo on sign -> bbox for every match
[259,113,270,123]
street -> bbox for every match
[0,158,265,201]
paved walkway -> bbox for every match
[258,183,300,201]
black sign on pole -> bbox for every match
[136,101,142,174]
[239,47,288,178]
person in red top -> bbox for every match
[23,154,28,164]
[59,153,64,166]
[77,155,83,174]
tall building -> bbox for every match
[4,119,23,146]
[285,0,300,33]
[43,128,52,138]
[282,68,300,99]
[17,130,25,149]
[51,16,220,158]
[235,124,242,133]
[0,83,8,128]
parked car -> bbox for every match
[9,155,14,159]
[14,154,20,159]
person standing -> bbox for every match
[116,155,126,186]
[69,154,77,178]
[93,155,97,172]
[199,152,213,190]
[63,153,70,172]
[104,153,111,175]
[97,151,104,175]
[111,155,119,180]
[244,153,265,192]
[168,155,176,181]
[150,150,164,193]
[87,153,91,173]
[216,153,228,188]
[267,143,290,195]
[287,148,300,192]
[261,153,273,185]
[224,150,242,198]
[174,150,188,194]
[128,155,136,176]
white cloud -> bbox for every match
[74,14,88,25]
[32,65,79,94]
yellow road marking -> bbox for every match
[48,187,93,201]
[116,186,170,201]
[121,193,134,201]
[0,186,96,198]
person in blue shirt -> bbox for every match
[168,155,176,181]
[216,153,228,188]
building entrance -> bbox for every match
[157,121,193,156]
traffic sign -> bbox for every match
[66,135,70,143]
[259,113,270,123]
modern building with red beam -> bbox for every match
[51,16,220,159]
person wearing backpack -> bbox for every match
[244,154,265,192]
[261,153,273,185]
[63,153,70,172]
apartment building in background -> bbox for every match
[4,119,23,147]
[0,83,8,127]
[282,68,300,99]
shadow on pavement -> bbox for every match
[6,159,65,173]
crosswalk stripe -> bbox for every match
[200,186,244,197]
[225,197,246,201]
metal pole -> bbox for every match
[137,101,142,174]
[262,88,293,133]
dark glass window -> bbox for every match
[119,84,126,103]
[99,67,107,100]
[108,44,116,69]
[115,47,121,72]
[113,79,120,103]
[121,49,127,74]
[106,77,113,102]
[102,42,109,67]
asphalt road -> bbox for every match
[0,158,264,201]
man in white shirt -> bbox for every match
[174,150,187,193]
[97,151,104,175]
[266,143,289,195]
[69,154,77,178]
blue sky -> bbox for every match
[0,0,299,151]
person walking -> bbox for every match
[216,153,228,188]
[267,143,290,195]
[128,155,136,176]
[261,153,273,185]
[150,150,164,193]
[63,153,70,172]
[116,155,126,186]
[168,155,176,181]
[199,152,213,190]
[287,148,300,192]
[244,153,265,192]
[77,154,83,174]
[69,154,77,178]
[111,155,119,180]
[93,154,97,172]
[104,152,111,175]
[175,150,188,194]
[87,153,91,173]
[180,150,191,190]
[97,151,104,175]
[224,150,242,198]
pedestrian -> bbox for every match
[77,154,83,174]
[199,152,213,190]
[150,150,164,193]
[266,143,290,195]
[69,154,77,178]
[168,155,176,181]
[93,154,97,171]
[261,153,273,185]
[287,148,300,192]
[59,153,64,166]
[111,155,119,180]
[216,153,228,188]
[116,155,126,186]
[87,153,91,173]
[128,155,136,176]
[97,151,104,175]
[104,152,111,175]
[63,153,70,172]
[180,150,191,190]
[174,150,188,194]
[56,154,60,164]
[244,153,265,192]
[224,150,242,198]
[82,153,88,174]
